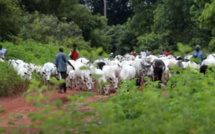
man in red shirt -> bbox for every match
[130,51,137,57]
[69,44,79,61]
[165,49,172,56]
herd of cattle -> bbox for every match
[1,53,215,94]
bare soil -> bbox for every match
[0,88,115,133]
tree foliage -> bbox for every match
[2,0,215,54]
[80,0,133,25]
[0,0,22,41]
[19,0,107,46]
[18,12,90,48]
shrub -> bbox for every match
[0,62,28,97]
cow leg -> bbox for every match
[140,76,145,86]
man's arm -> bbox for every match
[67,61,75,70]
[65,54,75,70]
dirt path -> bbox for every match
[0,89,114,133]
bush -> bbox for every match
[0,62,28,97]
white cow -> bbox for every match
[72,61,93,90]
[67,60,76,75]
[16,62,32,72]
[201,54,215,66]
[115,55,124,62]
[17,67,32,80]
[121,60,133,66]
[206,54,215,59]
[184,55,193,61]
[9,59,22,70]
[110,59,120,66]
[76,58,91,66]
[182,61,200,69]
[120,65,136,80]
[41,62,58,83]
[102,65,119,91]
[67,70,76,89]
[124,54,135,61]
[91,68,110,95]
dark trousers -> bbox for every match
[59,71,67,92]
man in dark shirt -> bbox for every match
[55,47,74,93]
[193,45,204,64]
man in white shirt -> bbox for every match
[0,45,7,60]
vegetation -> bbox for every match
[0,62,28,97]
[2,41,70,65]
[1,0,215,54]
[1,66,214,133]
[1,1,215,133]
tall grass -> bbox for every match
[2,40,70,65]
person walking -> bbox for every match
[0,45,7,60]
[193,45,204,64]
[55,47,74,93]
[69,44,79,61]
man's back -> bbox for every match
[55,52,68,72]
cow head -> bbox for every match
[103,85,111,95]
[109,77,118,89]
[83,73,93,90]
[42,69,51,82]
[141,59,153,75]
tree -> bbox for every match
[80,0,133,25]
[19,0,108,50]
[0,0,22,41]
[18,12,91,50]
